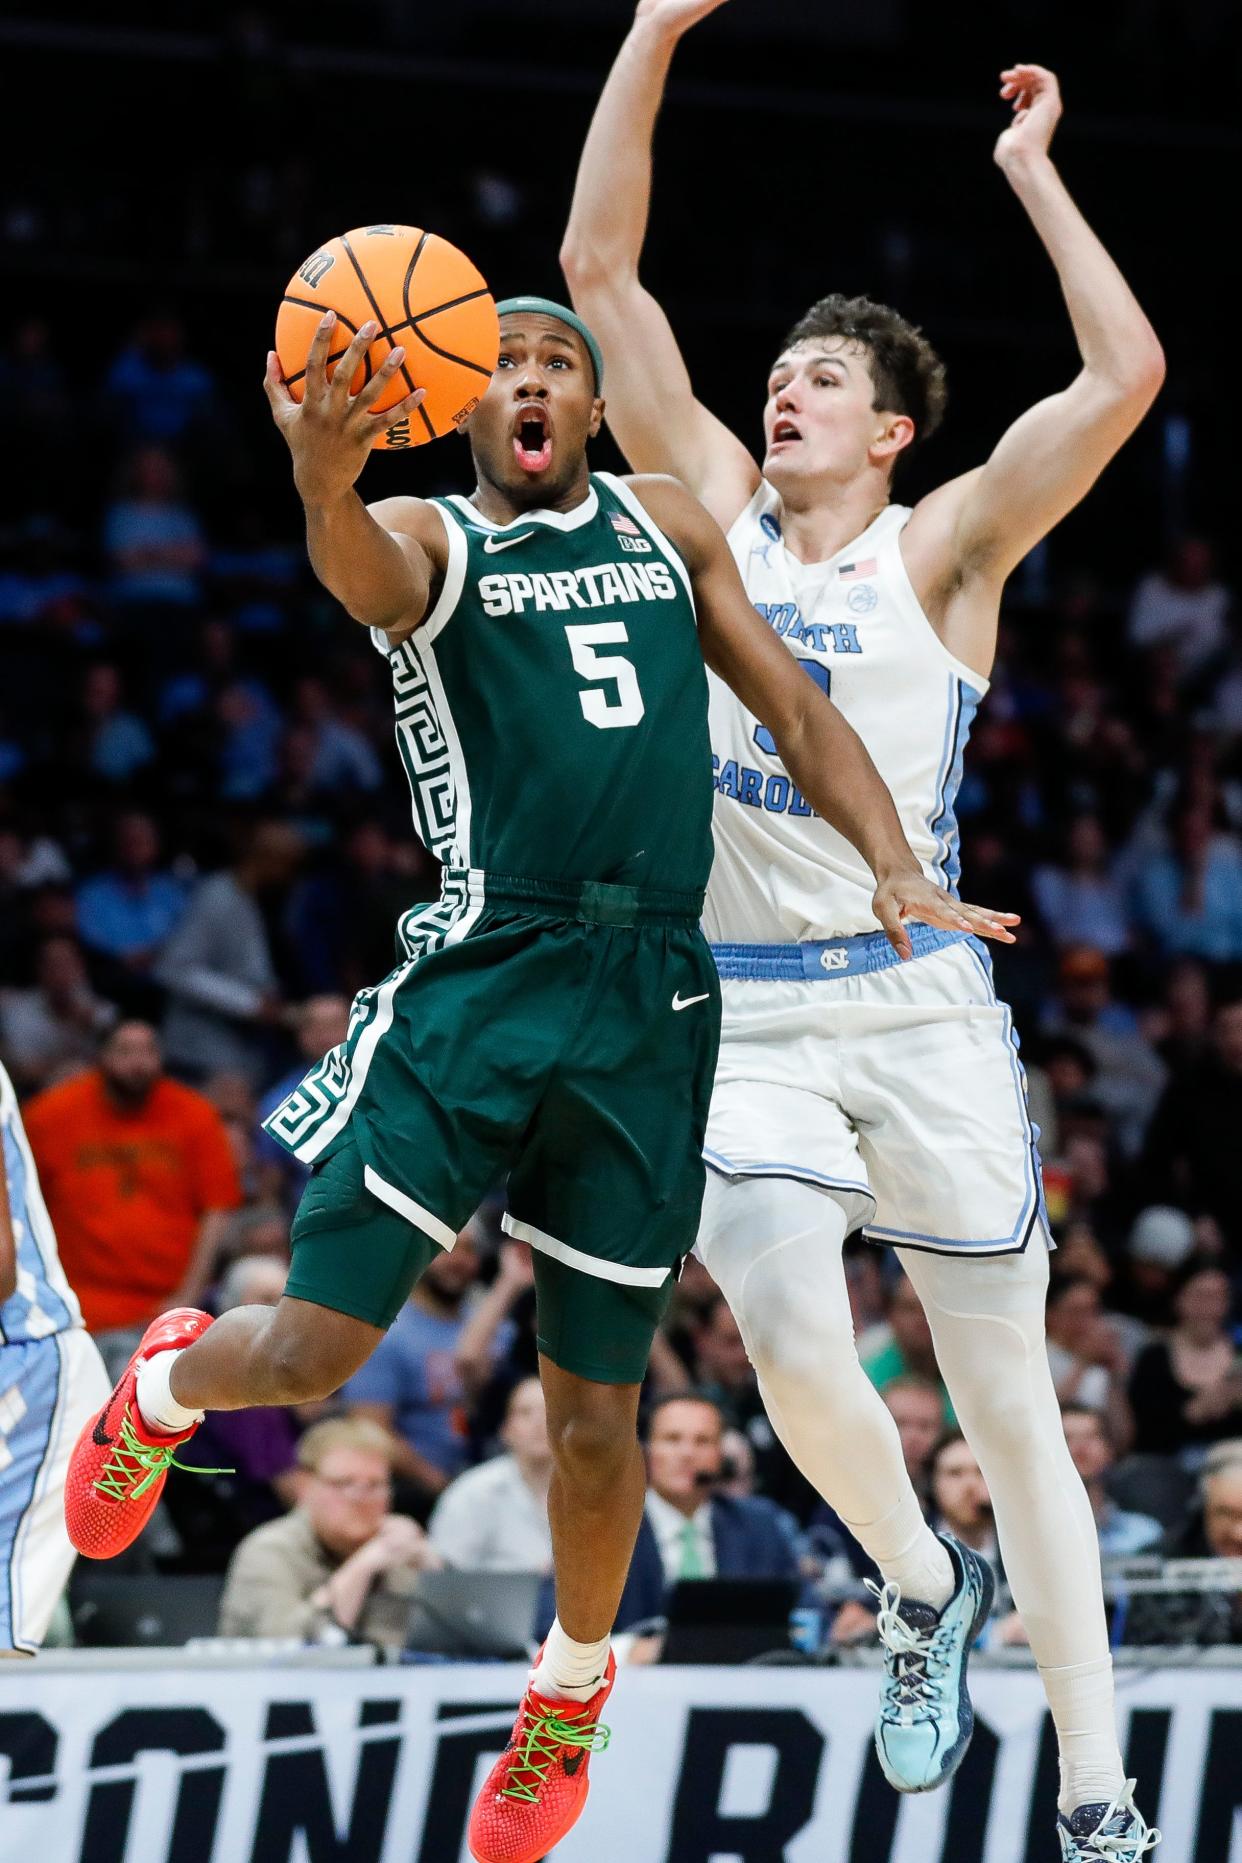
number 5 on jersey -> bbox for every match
[565,623,646,730]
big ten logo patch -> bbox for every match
[297,250,335,289]
[610,511,651,554]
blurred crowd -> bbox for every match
[3,304,1241,1654]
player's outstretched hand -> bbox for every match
[871,872,1020,962]
[634,0,730,39]
[263,311,426,507]
[994,64,1063,171]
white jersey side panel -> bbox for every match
[702,484,989,942]
[0,1061,81,1344]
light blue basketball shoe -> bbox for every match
[1057,1782,1160,1859]
[868,1532,995,1793]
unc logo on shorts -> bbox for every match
[847,583,879,615]
[819,947,850,972]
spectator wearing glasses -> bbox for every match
[218,1417,442,1647]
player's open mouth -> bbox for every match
[513,405,553,473]
[770,419,802,447]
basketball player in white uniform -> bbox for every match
[0,1061,110,1653]
[564,8,1165,1858]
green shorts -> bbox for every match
[268,869,720,1383]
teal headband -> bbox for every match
[496,296,604,393]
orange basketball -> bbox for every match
[275,224,499,450]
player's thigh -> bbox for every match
[509,924,719,1290]
[706,980,875,1227]
[899,1231,1051,1324]
[287,1130,445,1343]
[533,1253,676,1388]
[849,969,1042,1253]
[1,1330,109,1653]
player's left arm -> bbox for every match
[907,66,1165,668]
[0,1144,16,1306]
[632,476,1020,957]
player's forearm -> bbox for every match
[174,1210,231,1308]
[0,1162,17,1306]
[773,699,922,887]
[303,490,426,632]
[1001,151,1164,394]
[561,17,677,288]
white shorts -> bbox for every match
[0,1327,109,1654]
[703,931,1047,1256]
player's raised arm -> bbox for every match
[560,0,760,525]
[906,66,1165,671]
[263,312,447,643]
[635,477,1020,957]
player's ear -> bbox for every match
[589,394,606,439]
[872,411,915,469]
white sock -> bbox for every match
[864,1499,956,1611]
[134,1348,204,1436]
[1040,1657,1126,1815]
[530,1617,611,1704]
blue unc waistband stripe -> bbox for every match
[710,923,968,981]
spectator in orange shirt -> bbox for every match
[22,1019,242,1379]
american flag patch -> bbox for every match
[610,512,643,536]
[839,558,877,581]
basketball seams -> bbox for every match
[339,230,418,400]
[278,297,372,392]
[404,318,496,381]
[387,289,490,339]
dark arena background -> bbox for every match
[2,4,1241,1860]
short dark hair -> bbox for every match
[1060,1399,1113,1449]
[780,293,948,466]
[642,1390,726,1440]
[928,1428,969,1478]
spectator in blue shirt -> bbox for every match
[1133,801,1242,964]
[81,662,156,785]
[77,810,186,969]
[103,446,206,610]
[102,313,215,447]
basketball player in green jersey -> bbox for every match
[65,298,1015,1863]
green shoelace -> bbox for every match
[500,1705,611,1804]
[93,1409,232,1503]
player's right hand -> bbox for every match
[263,312,426,507]
[634,0,730,37]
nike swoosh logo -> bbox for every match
[672,992,710,1012]
[92,1382,125,1448]
[482,532,536,554]
[563,1751,585,1777]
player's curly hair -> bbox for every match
[782,293,948,466]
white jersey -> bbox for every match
[0,1060,82,1346]
[702,483,989,943]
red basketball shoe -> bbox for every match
[64,1308,218,1559]
[467,1651,616,1863]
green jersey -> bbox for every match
[374,472,713,895]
